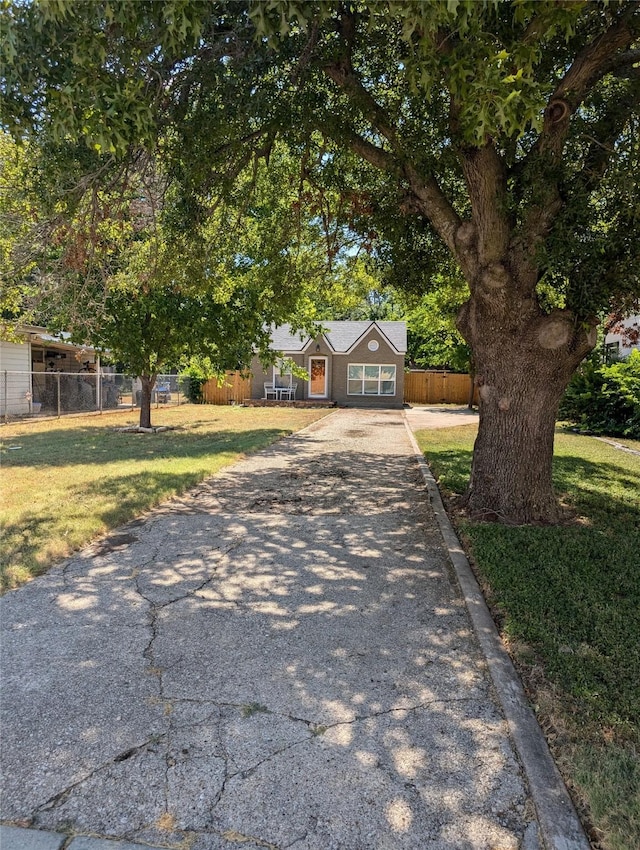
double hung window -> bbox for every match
[347,364,396,396]
[274,358,293,388]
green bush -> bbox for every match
[180,374,206,404]
[560,350,640,438]
[179,357,220,404]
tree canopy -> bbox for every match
[1,131,362,426]
[2,0,639,521]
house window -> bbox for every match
[604,341,620,364]
[347,364,396,396]
[273,358,293,388]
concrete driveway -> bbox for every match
[404,405,478,432]
[2,408,534,849]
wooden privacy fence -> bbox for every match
[202,372,252,405]
[404,370,478,405]
[202,369,477,406]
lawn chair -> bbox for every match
[277,383,296,400]
[263,382,277,399]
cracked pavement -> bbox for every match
[1,409,538,849]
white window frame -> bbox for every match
[604,341,620,363]
[273,357,293,388]
[347,363,396,396]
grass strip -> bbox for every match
[1,404,331,591]
[415,424,639,850]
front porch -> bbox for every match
[243,398,337,408]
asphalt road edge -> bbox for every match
[402,414,591,850]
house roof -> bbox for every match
[4,325,97,353]
[270,325,311,352]
[270,321,407,354]
[29,330,97,355]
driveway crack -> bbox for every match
[33,736,167,816]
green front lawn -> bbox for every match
[1,405,331,591]
[416,424,640,850]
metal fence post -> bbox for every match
[56,373,61,418]
[97,356,102,413]
[3,371,7,423]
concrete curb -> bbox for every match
[0,825,167,850]
[402,414,591,850]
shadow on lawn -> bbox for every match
[423,445,640,727]
[0,426,291,468]
[1,427,295,591]
[552,454,640,519]
[2,468,227,592]
[424,445,639,523]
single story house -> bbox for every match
[0,326,100,416]
[250,321,407,408]
[603,315,640,361]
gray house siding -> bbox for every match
[249,322,406,407]
[332,331,404,408]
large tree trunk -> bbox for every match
[467,358,569,524]
[467,357,476,409]
[139,374,156,429]
[457,274,597,525]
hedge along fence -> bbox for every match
[202,372,253,404]
[404,370,478,406]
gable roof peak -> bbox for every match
[269,320,406,354]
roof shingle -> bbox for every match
[270,321,406,354]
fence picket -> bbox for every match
[403,370,478,405]
[202,373,252,405]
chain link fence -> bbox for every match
[1,371,194,421]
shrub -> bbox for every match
[560,350,640,438]
[180,357,220,404]
[180,374,206,404]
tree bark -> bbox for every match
[457,291,596,524]
[139,374,156,429]
[466,366,566,524]
[467,358,476,410]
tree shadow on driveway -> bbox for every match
[0,436,532,850]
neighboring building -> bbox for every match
[0,326,99,416]
[250,321,407,408]
[603,315,640,362]
[0,335,31,416]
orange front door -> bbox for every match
[309,357,327,397]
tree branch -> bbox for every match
[602,47,640,77]
[323,8,397,146]
[402,163,463,262]
[538,7,639,159]
[459,144,510,266]
[578,93,640,193]
[319,7,465,265]
[291,21,320,86]
[517,9,639,256]
[327,125,396,172]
